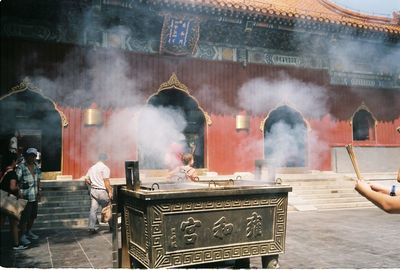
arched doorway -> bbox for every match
[351,105,376,141]
[139,74,208,169]
[0,82,64,172]
[263,105,307,167]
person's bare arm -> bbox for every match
[370,183,390,195]
[397,168,400,182]
[187,167,198,182]
[104,178,113,200]
[9,179,18,192]
[355,180,400,214]
[83,175,92,185]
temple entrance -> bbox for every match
[263,106,307,167]
[143,88,206,169]
[0,90,62,172]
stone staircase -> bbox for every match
[36,180,90,229]
[281,173,375,211]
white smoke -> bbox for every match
[196,84,235,115]
[85,49,148,108]
[264,121,306,168]
[238,76,332,170]
[328,38,400,75]
[238,75,330,118]
[29,36,188,173]
[135,105,187,168]
[86,108,137,163]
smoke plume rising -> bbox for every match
[238,76,331,170]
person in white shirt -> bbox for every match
[84,153,113,233]
[9,131,19,153]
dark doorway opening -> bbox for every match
[352,109,375,141]
[264,106,307,167]
[145,89,205,169]
[0,90,62,172]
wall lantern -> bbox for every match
[236,112,250,131]
[84,103,103,126]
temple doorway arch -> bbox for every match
[140,74,209,169]
[351,103,377,141]
[0,80,66,172]
[263,105,307,167]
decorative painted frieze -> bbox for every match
[329,71,400,89]
[1,22,61,42]
[1,15,398,90]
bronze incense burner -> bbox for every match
[119,168,292,268]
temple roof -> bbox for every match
[152,0,400,34]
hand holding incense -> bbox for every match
[345,144,362,180]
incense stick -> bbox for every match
[345,144,362,180]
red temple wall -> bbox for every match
[1,39,399,178]
[59,109,400,178]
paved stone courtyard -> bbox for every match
[1,208,398,268]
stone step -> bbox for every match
[38,205,89,214]
[41,180,87,191]
[33,218,89,229]
[290,186,354,191]
[291,188,355,195]
[39,194,90,202]
[41,190,89,196]
[279,173,344,181]
[41,185,88,191]
[297,192,359,199]
[285,181,354,189]
[37,211,88,220]
[32,181,91,229]
[42,180,86,187]
[307,196,367,204]
[315,201,374,210]
[287,178,350,184]
[39,199,91,208]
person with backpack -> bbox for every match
[16,148,42,246]
[0,152,28,250]
[168,153,198,182]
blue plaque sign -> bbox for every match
[160,14,200,56]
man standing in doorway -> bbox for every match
[17,147,42,246]
[84,153,113,233]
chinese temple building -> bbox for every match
[1,0,399,179]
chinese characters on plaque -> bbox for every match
[213,216,233,239]
[180,217,202,244]
[160,14,200,56]
[246,212,263,238]
[173,212,264,247]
